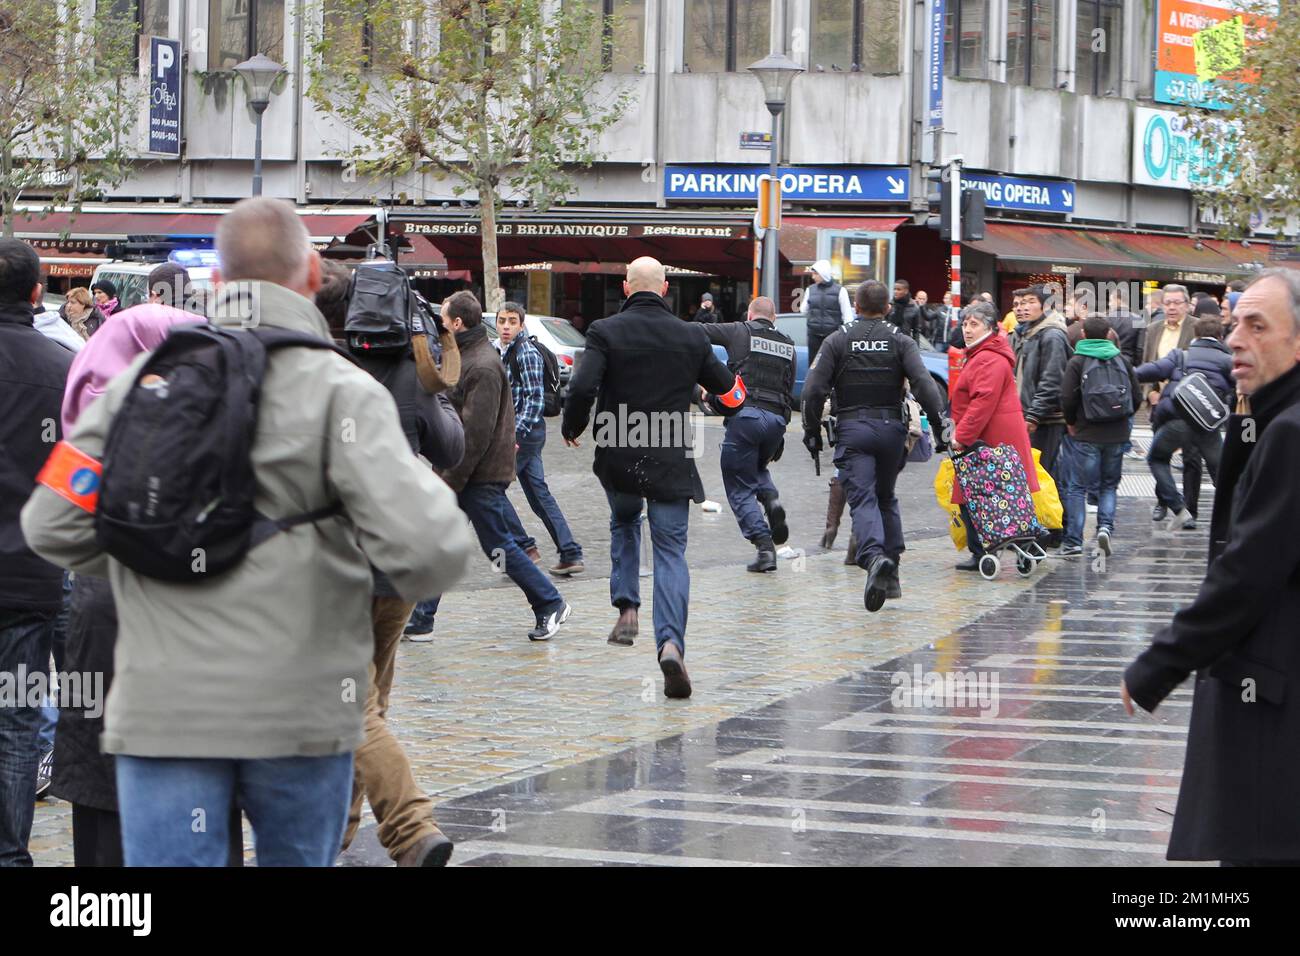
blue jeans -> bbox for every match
[606,490,690,655]
[720,407,785,544]
[1063,436,1125,548]
[504,421,583,562]
[0,609,55,866]
[427,481,564,619]
[115,753,353,866]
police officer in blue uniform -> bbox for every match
[802,280,950,612]
[703,296,797,572]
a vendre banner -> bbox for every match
[1155,0,1276,110]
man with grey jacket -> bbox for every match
[21,198,475,867]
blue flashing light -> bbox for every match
[168,249,220,268]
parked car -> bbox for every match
[481,312,585,398]
[708,313,950,408]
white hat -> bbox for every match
[809,259,835,283]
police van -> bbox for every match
[90,244,218,310]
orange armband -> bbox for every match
[715,375,748,409]
[36,441,102,513]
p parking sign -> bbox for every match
[148,37,182,157]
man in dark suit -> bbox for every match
[562,257,738,699]
[1123,269,1300,865]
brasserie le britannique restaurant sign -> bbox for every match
[401,221,743,239]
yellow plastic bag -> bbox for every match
[933,458,967,550]
[1031,447,1063,531]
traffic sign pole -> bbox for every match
[949,155,963,314]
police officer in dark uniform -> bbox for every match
[703,297,797,572]
[803,280,950,612]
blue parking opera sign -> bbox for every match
[961,172,1074,214]
[148,37,182,157]
[664,165,910,203]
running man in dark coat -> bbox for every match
[562,257,738,699]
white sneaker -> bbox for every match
[1096,528,1112,556]
[1166,509,1195,531]
[700,499,723,513]
[528,602,572,641]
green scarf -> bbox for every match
[1075,338,1120,360]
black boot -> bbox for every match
[760,495,789,546]
[863,555,895,613]
[747,537,777,573]
[883,556,902,599]
[820,479,846,549]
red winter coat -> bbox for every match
[950,331,1039,505]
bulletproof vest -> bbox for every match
[736,320,795,414]
[805,281,844,336]
[834,319,905,413]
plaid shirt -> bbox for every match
[502,334,544,440]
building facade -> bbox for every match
[18,1,1294,318]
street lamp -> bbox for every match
[748,52,803,301]
[233,54,287,197]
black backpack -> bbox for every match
[1079,354,1134,423]
[95,324,353,583]
[343,259,415,354]
[507,335,562,417]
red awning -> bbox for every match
[13,208,379,244]
[783,216,909,231]
[965,223,1262,281]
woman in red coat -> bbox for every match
[948,302,1039,570]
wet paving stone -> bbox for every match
[30,418,1207,866]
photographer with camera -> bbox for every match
[317,258,466,867]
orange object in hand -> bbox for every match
[36,441,103,513]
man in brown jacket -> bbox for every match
[423,291,571,641]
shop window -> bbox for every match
[684,0,771,73]
[1075,0,1121,96]
[942,0,987,79]
[571,0,647,73]
[810,0,901,74]
[209,0,286,71]
[322,0,404,70]
[1007,0,1055,89]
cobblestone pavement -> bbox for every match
[29,416,1209,866]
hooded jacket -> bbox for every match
[1013,311,1070,426]
[1060,338,1144,444]
[21,280,475,759]
[949,331,1038,505]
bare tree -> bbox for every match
[307,0,631,309]
[0,3,140,238]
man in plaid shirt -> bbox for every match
[497,302,585,576]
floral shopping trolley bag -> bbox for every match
[950,443,1045,553]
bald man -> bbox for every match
[703,297,797,571]
[562,257,739,699]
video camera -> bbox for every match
[341,254,459,393]
[343,257,445,355]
